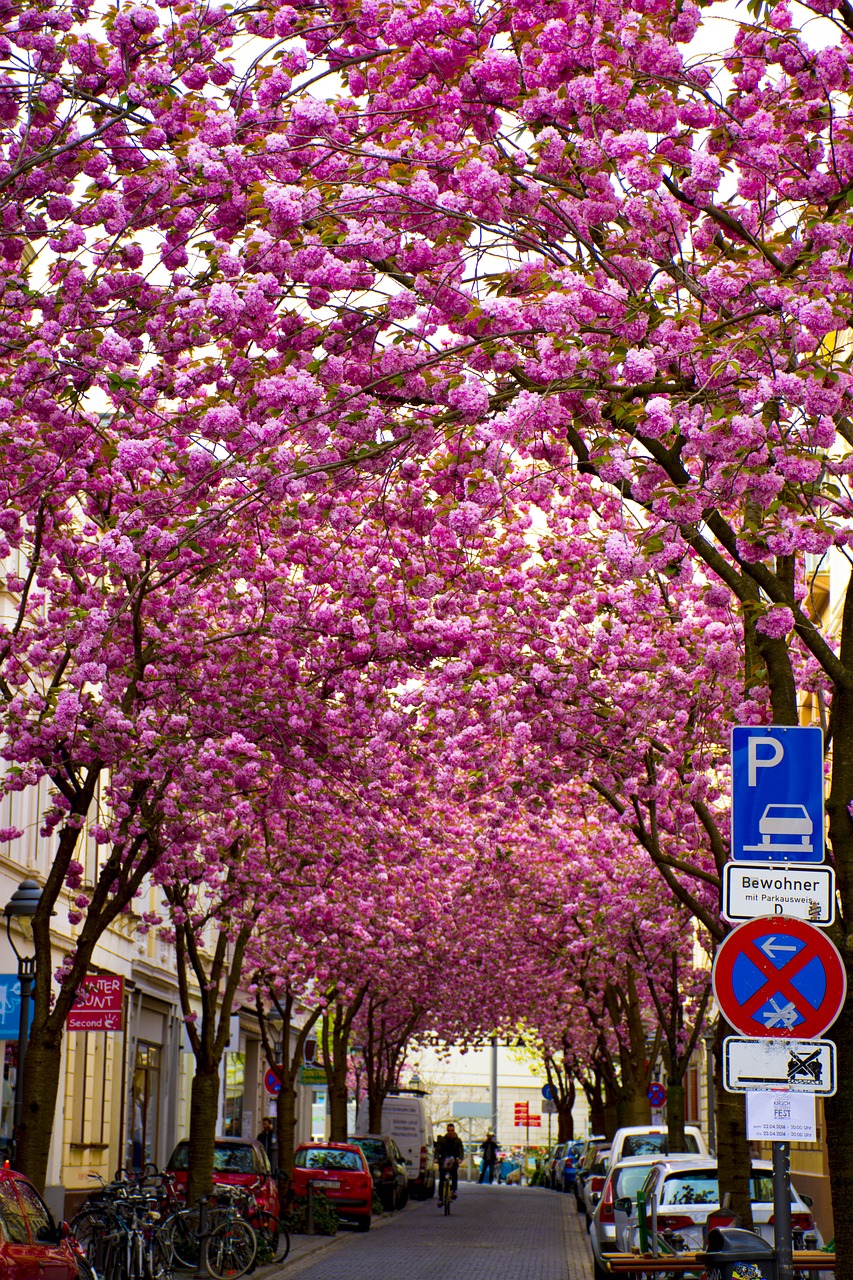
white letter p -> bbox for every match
[748,736,784,786]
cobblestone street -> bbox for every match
[269,1185,594,1280]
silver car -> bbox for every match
[589,1155,707,1280]
[621,1158,822,1253]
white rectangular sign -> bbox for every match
[746,1090,816,1142]
[722,862,835,925]
[723,1036,836,1096]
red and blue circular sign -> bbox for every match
[713,916,847,1039]
[264,1066,283,1096]
[647,1082,667,1109]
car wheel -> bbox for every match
[356,1215,371,1232]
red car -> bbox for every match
[292,1142,373,1231]
[0,1164,92,1278]
[165,1137,279,1216]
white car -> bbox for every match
[621,1158,822,1253]
[608,1125,709,1165]
[589,1155,690,1280]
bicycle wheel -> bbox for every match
[70,1207,110,1267]
[146,1227,174,1279]
[205,1219,257,1280]
[253,1210,290,1265]
[443,1183,451,1215]
[164,1209,201,1270]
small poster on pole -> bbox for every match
[746,1091,816,1142]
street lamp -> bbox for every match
[4,879,41,1161]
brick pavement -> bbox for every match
[260,1183,595,1280]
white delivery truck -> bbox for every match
[355,1091,435,1199]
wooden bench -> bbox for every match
[605,1252,834,1273]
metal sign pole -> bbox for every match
[772,1140,794,1280]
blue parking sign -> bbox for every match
[731,726,825,863]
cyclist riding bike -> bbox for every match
[435,1123,464,1205]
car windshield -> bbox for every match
[213,1146,254,1173]
[354,1140,387,1162]
[622,1134,699,1157]
[614,1164,657,1201]
[660,1172,797,1206]
[661,1172,719,1205]
[297,1148,362,1171]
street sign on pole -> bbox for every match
[722,862,835,925]
[542,1083,554,1102]
[731,726,824,863]
[713,915,846,1037]
[647,1082,667,1109]
[542,1099,557,1114]
[264,1066,283,1096]
[723,1037,836,1095]
[746,1092,817,1143]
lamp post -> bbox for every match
[4,879,41,1162]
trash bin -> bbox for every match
[700,1226,777,1280]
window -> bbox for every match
[212,1145,254,1174]
[355,1139,387,1162]
[132,1042,161,1170]
[71,1030,109,1146]
[622,1133,699,1157]
[685,1067,700,1124]
[15,1181,55,1243]
[0,1185,29,1244]
[662,1172,719,1205]
[296,1148,363,1171]
[614,1164,656,1201]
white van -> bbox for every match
[356,1092,435,1199]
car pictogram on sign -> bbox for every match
[743,804,814,855]
[713,916,847,1039]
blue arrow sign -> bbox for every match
[731,726,824,862]
[542,1083,554,1102]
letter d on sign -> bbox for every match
[748,736,784,786]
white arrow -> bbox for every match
[762,998,800,1029]
[759,937,800,961]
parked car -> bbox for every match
[292,1142,373,1231]
[589,1155,681,1280]
[556,1139,583,1192]
[165,1137,279,1216]
[608,1125,709,1165]
[543,1142,568,1190]
[619,1159,822,1254]
[581,1147,613,1226]
[350,1134,409,1210]
[356,1092,435,1199]
[575,1141,611,1214]
[0,1165,93,1278]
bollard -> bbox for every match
[193,1197,210,1280]
[306,1181,315,1236]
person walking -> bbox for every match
[257,1116,277,1170]
[435,1123,464,1202]
[478,1132,498,1184]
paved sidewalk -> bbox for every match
[258,1184,594,1280]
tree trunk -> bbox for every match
[276,1081,298,1178]
[328,1065,348,1141]
[603,1094,618,1140]
[368,1096,383,1132]
[187,1067,220,1204]
[714,1021,753,1229]
[616,1085,651,1128]
[665,1079,686,1152]
[15,1027,64,1188]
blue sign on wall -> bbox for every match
[731,726,824,863]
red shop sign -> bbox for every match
[67,974,124,1032]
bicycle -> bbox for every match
[164,1189,257,1279]
[244,1177,290,1266]
[438,1157,456,1215]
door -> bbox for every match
[15,1180,76,1280]
[0,1182,40,1280]
[133,1041,162,1171]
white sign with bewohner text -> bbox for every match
[722,861,835,925]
